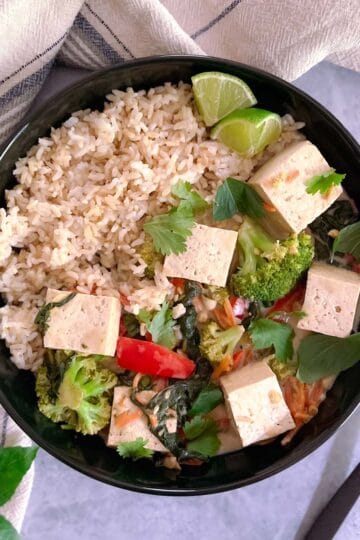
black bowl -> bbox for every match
[0,56,359,495]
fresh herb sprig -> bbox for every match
[138,301,177,349]
[332,221,360,261]
[213,177,264,221]
[306,169,345,195]
[249,318,294,362]
[297,333,360,383]
[116,438,154,460]
[143,181,208,256]
[35,292,77,335]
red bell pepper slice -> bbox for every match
[116,337,195,379]
[268,282,306,314]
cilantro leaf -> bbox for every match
[332,221,360,261]
[184,415,218,440]
[0,516,20,540]
[143,205,194,256]
[187,433,220,458]
[138,301,177,349]
[184,415,220,458]
[116,438,154,461]
[0,446,38,505]
[306,169,345,195]
[189,384,224,417]
[213,177,264,221]
[172,180,209,214]
[297,333,360,383]
[249,318,294,362]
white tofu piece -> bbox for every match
[297,262,360,337]
[209,404,243,455]
[220,361,295,447]
[163,223,238,287]
[107,386,167,452]
[43,289,121,356]
[249,141,343,237]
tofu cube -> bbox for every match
[220,360,295,447]
[297,262,360,337]
[249,141,342,237]
[163,223,238,287]
[43,289,121,356]
[107,386,166,452]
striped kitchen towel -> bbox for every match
[0,0,359,532]
[0,0,359,146]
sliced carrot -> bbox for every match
[283,376,306,426]
[213,298,237,329]
[211,355,233,380]
[115,409,142,428]
[263,202,277,213]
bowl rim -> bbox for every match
[0,54,359,495]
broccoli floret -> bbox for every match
[200,321,243,364]
[139,235,163,278]
[36,351,117,435]
[203,285,229,306]
[231,218,314,302]
[268,355,298,381]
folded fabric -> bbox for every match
[0,0,359,145]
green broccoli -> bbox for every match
[268,355,298,381]
[200,321,243,364]
[203,285,229,306]
[36,350,117,435]
[231,218,314,302]
[139,234,163,279]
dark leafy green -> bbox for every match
[332,221,360,261]
[187,433,220,458]
[177,281,203,359]
[184,415,217,439]
[213,177,264,221]
[309,200,358,261]
[297,333,360,383]
[116,438,154,460]
[189,383,224,416]
[249,318,294,362]
[184,416,220,458]
[0,446,38,505]
[34,292,77,335]
[123,312,141,338]
[0,516,20,540]
[306,170,345,195]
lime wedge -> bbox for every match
[191,71,257,127]
[210,108,282,157]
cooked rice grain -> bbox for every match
[0,83,304,369]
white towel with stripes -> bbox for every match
[0,0,359,532]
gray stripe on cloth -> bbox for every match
[84,2,135,59]
[0,32,67,86]
[61,37,99,70]
[0,60,54,118]
[73,13,125,64]
[191,0,242,39]
[67,33,104,68]
[1,412,8,447]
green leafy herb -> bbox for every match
[249,318,294,362]
[138,301,176,349]
[332,221,360,261]
[0,516,20,540]
[0,446,38,505]
[184,415,220,458]
[309,200,358,261]
[35,292,77,335]
[143,204,194,256]
[123,312,141,338]
[306,169,345,195]
[213,177,264,221]
[172,180,209,214]
[189,383,224,416]
[177,281,203,359]
[184,415,218,439]
[297,333,360,383]
[116,438,154,460]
